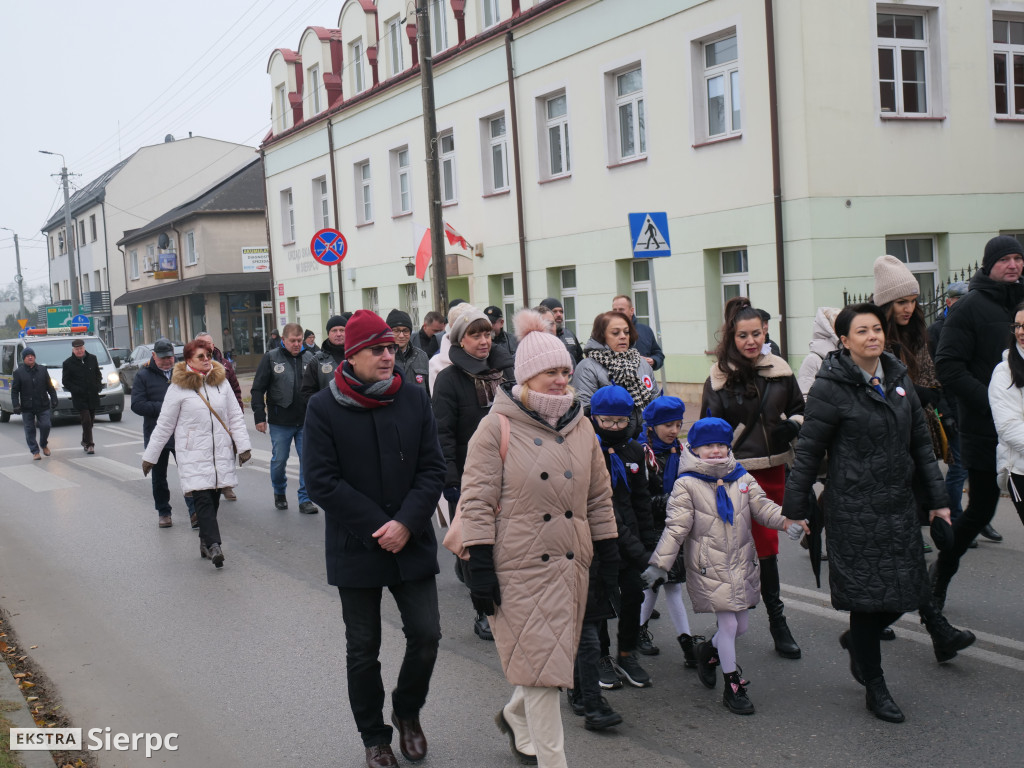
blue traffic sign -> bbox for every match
[72,314,89,326]
[628,212,671,258]
[310,229,348,266]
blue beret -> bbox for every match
[589,385,634,417]
[642,396,685,426]
[687,417,734,449]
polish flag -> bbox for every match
[444,221,471,251]
[414,221,472,280]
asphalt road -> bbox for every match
[1,408,1023,768]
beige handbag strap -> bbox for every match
[195,388,237,454]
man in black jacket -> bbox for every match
[12,347,57,459]
[301,314,347,403]
[410,311,445,358]
[933,236,1024,608]
[62,338,102,454]
[387,309,430,392]
[131,338,196,528]
[612,294,665,370]
[303,310,445,768]
[540,297,584,365]
[252,322,316,513]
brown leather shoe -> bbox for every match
[391,711,427,762]
[42,446,51,456]
[365,744,398,768]
[158,515,172,528]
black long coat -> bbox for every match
[935,271,1024,471]
[784,351,946,613]
[61,351,102,411]
[131,362,173,447]
[303,375,446,589]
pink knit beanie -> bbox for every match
[512,309,572,384]
[872,255,919,306]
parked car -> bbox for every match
[0,334,125,422]
[118,343,184,393]
[107,346,131,366]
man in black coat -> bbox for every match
[62,338,102,454]
[304,310,445,768]
[410,311,445,358]
[933,236,1024,607]
[12,347,57,459]
[301,314,347,404]
[612,295,665,370]
[131,338,196,529]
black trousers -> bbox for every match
[338,577,441,748]
[573,620,602,709]
[599,568,644,656]
[191,489,221,547]
[934,467,1001,584]
[79,408,95,447]
[849,611,903,682]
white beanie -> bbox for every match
[872,255,919,306]
[448,304,490,344]
[513,309,572,384]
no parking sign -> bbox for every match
[310,229,348,266]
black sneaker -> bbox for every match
[299,501,318,514]
[274,494,288,510]
[597,655,622,690]
[611,653,651,688]
[637,622,660,656]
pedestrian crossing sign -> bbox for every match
[628,212,671,257]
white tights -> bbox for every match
[640,583,691,636]
[711,609,748,674]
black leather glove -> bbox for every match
[13,407,21,415]
[442,485,461,504]
[772,419,800,445]
[467,545,501,615]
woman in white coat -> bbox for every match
[989,301,1024,526]
[142,338,251,568]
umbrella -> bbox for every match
[801,490,825,588]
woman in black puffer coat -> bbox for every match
[784,303,973,724]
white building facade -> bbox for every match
[261,0,1024,389]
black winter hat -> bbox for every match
[22,347,36,359]
[325,315,347,331]
[982,235,1023,273]
[386,309,413,329]
[483,305,502,321]
[540,297,563,310]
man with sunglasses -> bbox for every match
[251,322,317,513]
[304,310,445,768]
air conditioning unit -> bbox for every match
[143,255,157,273]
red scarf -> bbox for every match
[334,362,402,408]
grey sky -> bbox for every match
[0,0,337,292]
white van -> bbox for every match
[0,335,125,422]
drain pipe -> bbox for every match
[765,0,788,356]
[504,31,529,306]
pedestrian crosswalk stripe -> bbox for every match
[69,457,147,482]
[0,464,76,491]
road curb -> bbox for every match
[0,655,60,768]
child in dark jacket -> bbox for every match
[588,385,656,690]
[638,396,701,667]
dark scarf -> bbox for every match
[332,362,402,409]
[641,432,681,494]
[679,462,747,524]
[584,346,655,409]
[449,346,504,407]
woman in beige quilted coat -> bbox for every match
[459,309,617,768]
[644,417,806,716]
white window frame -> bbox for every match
[308,63,321,114]
[351,39,365,94]
[130,250,139,280]
[79,220,86,248]
[391,147,412,216]
[275,83,288,132]
[315,176,330,229]
[993,14,1024,118]
[630,260,652,328]
[400,283,420,328]
[876,7,932,116]
[281,189,296,243]
[481,0,500,30]
[720,248,750,305]
[607,64,646,163]
[89,214,97,241]
[82,273,90,292]
[439,130,457,204]
[387,16,404,77]
[501,274,516,320]
[885,236,938,299]
[703,33,741,139]
[58,231,64,254]
[429,0,448,54]
[539,91,571,179]
[482,113,509,194]
[185,231,197,266]
[355,160,373,224]
[363,287,380,315]
[560,267,578,338]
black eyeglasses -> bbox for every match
[1013,324,1024,332]
[367,344,399,356]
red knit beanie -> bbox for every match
[343,310,396,358]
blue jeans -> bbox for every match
[337,578,441,747]
[23,409,51,455]
[945,434,968,520]
[269,423,308,502]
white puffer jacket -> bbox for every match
[650,447,787,613]
[990,348,1024,489]
[796,307,841,399]
[142,361,251,493]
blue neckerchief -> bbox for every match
[678,463,747,525]
[642,432,682,494]
[597,435,629,489]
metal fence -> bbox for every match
[843,262,979,323]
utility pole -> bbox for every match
[40,150,81,314]
[0,227,27,322]
[415,0,448,313]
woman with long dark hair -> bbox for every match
[700,296,804,659]
[989,299,1024,525]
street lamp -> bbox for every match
[0,226,28,322]
[39,149,81,314]
[404,257,416,276]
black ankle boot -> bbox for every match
[761,555,801,659]
[677,633,702,668]
[921,611,976,663]
[928,560,951,613]
[722,671,755,715]
[865,677,904,723]
[583,697,623,730]
[637,620,659,655]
